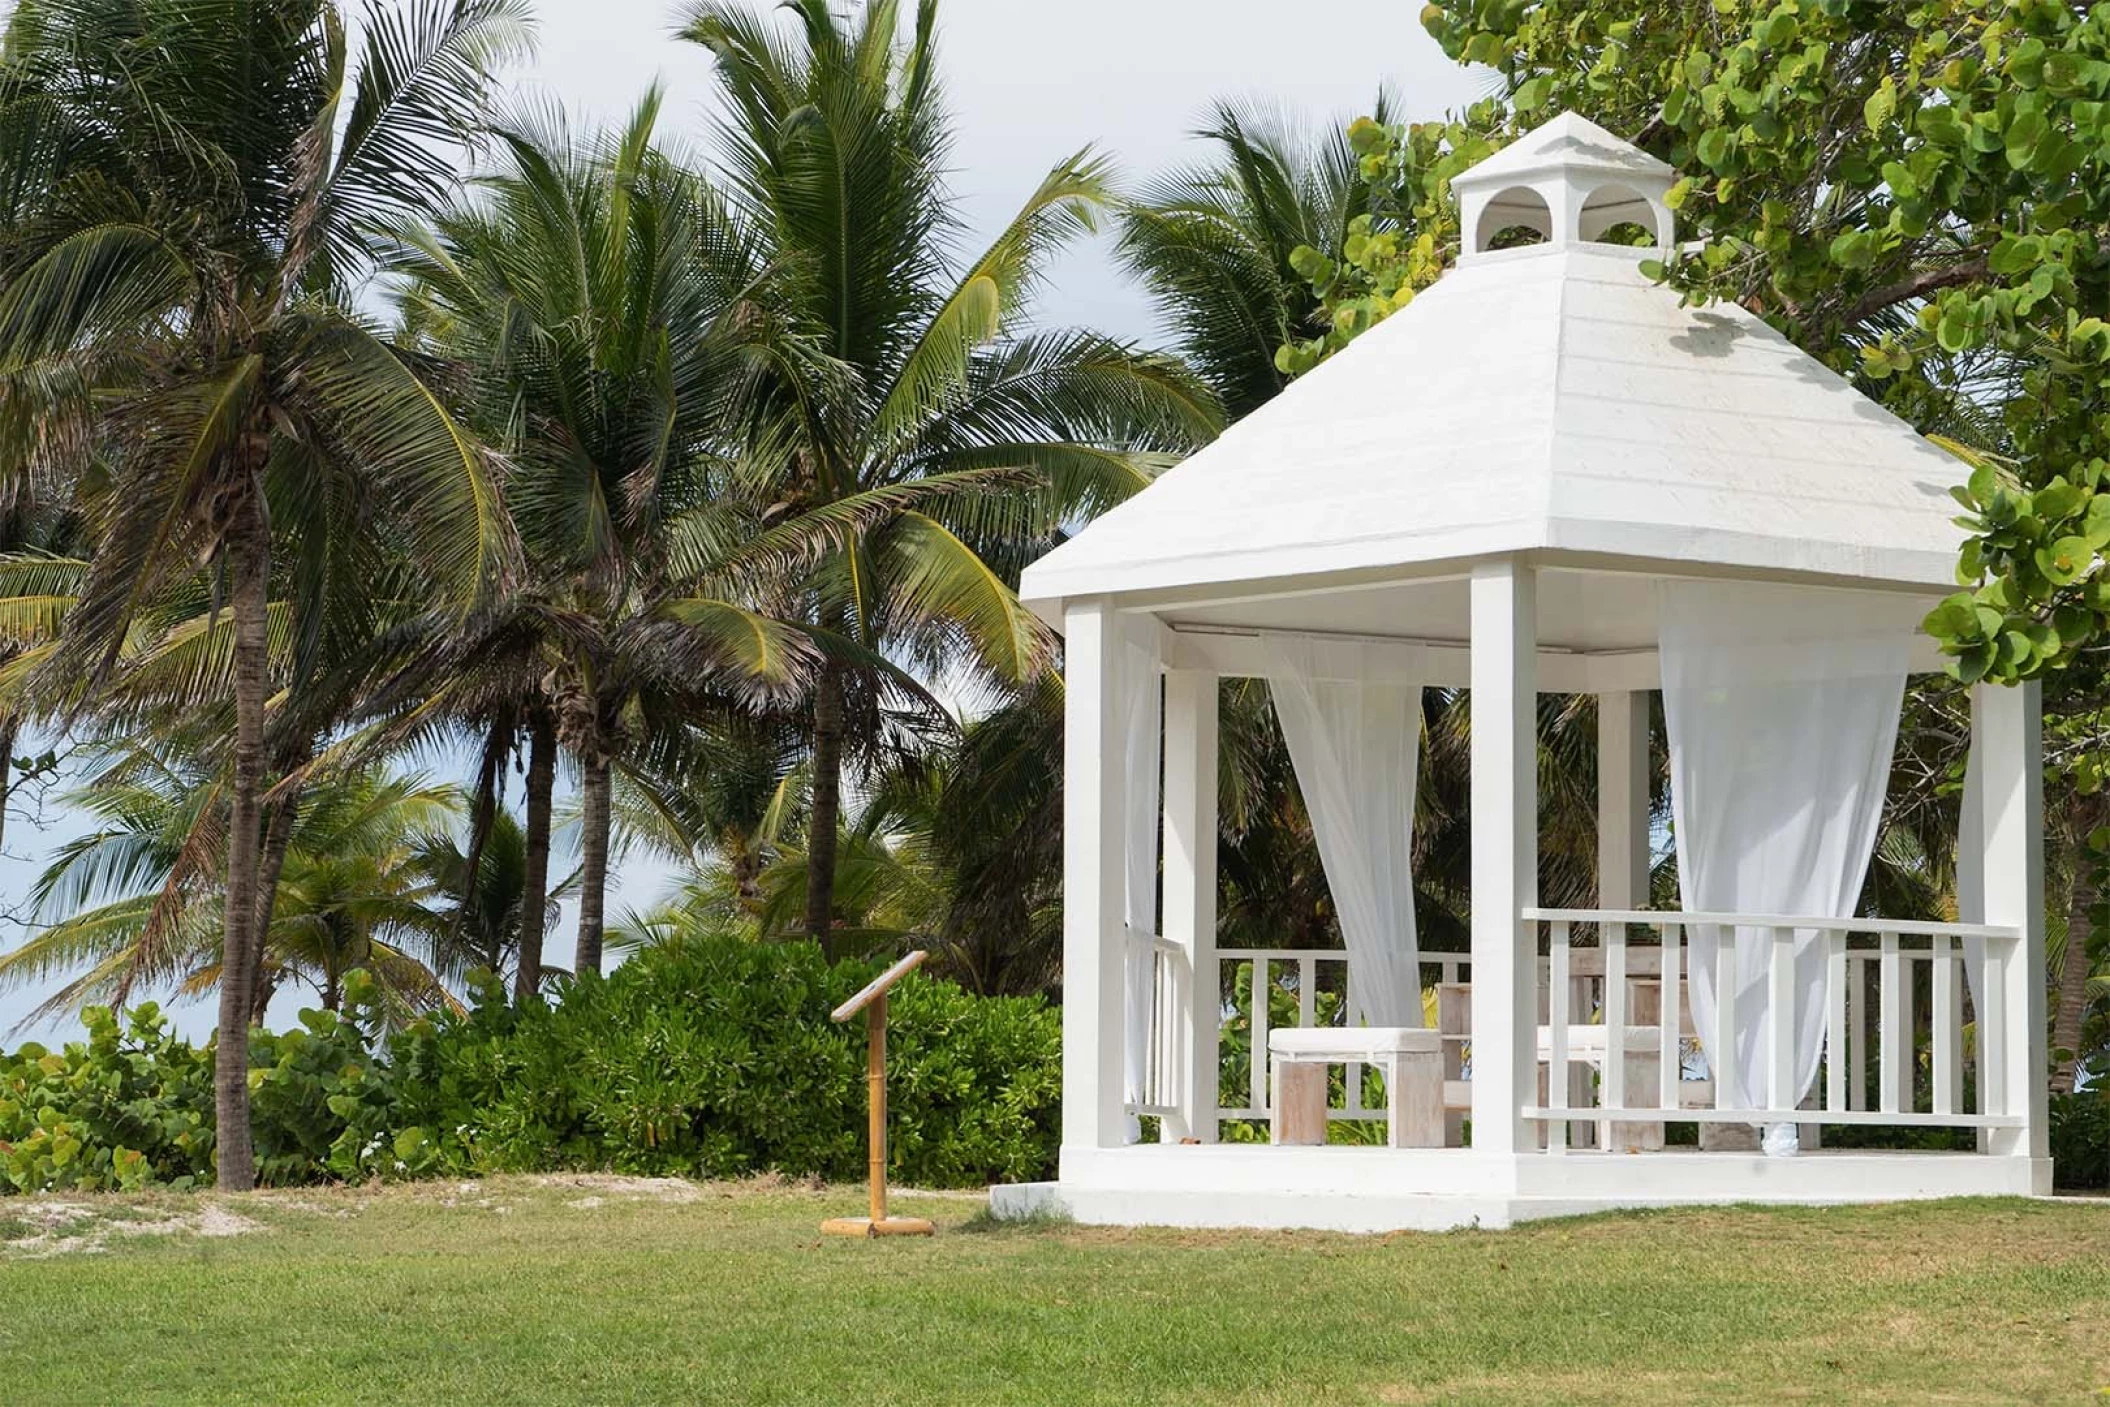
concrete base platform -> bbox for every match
[987,1144,2055,1233]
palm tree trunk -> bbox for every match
[805,659,845,962]
[575,749,612,976]
[514,709,556,1003]
[2054,811,2099,1094]
[458,718,508,937]
[214,500,270,1193]
[247,782,303,1027]
[0,712,18,856]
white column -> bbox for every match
[1163,669,1219,1143]
[1596,692,1650,910]
[1589,691,1649,1148]
[1062,599,1128,1154]
[1470,560,1538,1158]
[1976,681,2049,1173]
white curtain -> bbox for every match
[1263,635,1424,1027]
[1660,581,1911,1156]
[1117,618,1161,1139]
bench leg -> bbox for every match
[1610,1050,1664,1152]
[1387,1051,1446,1148]
[1272,1062,1328,1146]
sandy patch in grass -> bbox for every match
[529,1174,708,1203]
[0,1198,262,1259]
[197,1205,259,1238]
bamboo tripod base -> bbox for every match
[821,1216,934,1238]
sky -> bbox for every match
[0,0,1486,1041]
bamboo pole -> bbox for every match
[822,951,933,1238]
[868,991,887,1225]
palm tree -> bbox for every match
[0,0,529,1188]
[682,0,1218,955]
[611,677,1067,996]
[0,753,464,1026]
[408,804,570,992]
[385,94,824,980]
[1119,96,1395,421]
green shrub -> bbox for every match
[250,970,445,1185]
[390,937,1061,1187]
[2051,1086,2110,1189]
[0,1003,214,1193]
[0,937,1061,1193]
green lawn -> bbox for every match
[1,1177,2106,1405]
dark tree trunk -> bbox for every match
[514,709,556,1003]
[458,717,508,937]
[0,711,18,855]
[805,659,845,961]
[214,496,270,1193]
[248,779,303,1027]
[2054,799,2100,1093]
[575,748,612,977]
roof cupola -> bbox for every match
[1450,112,1677,259]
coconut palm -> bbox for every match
[1119,96,1396,421]
[0,753,464,1027]
[0,0,530,1188]
[407,805,571,992]
[681,0,1219,954]
[384,94,823,980]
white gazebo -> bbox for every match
[993,114,2051,1232]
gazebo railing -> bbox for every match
[1521,908,2026,1146]
[1125,912,2021,1147]
[1126,927,1187,1121]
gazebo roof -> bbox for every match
[1020,117,1969,625]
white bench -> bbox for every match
[1267,1027,1445,1149]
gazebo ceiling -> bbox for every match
[1020,115,1970,632]
[1166,569,1654,652]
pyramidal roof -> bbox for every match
[1020,116,1968,620]
[1453,110,1675,190]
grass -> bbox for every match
[1,1177,2107,1405]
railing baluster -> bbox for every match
[1603,921,1627,1117]
[1299,956,1317,1030]
[1879,932,1903,1116]
[1714,935,1737,1111]
[1251,957,1270,1117]
[1767,926,1795,1112]
[1548,922,1570,1153]
[1342,957,1366,1118]
[1163,946,1179,1116]
[1982,943,2009,1116]
[1825,931,1848,1113]
[1156,945,1173,1122]
[1659,922,1681,1112]
[1850,953,1869,1112]
[1932,934,1959,1116]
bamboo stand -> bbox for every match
[821,950,934,1238]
